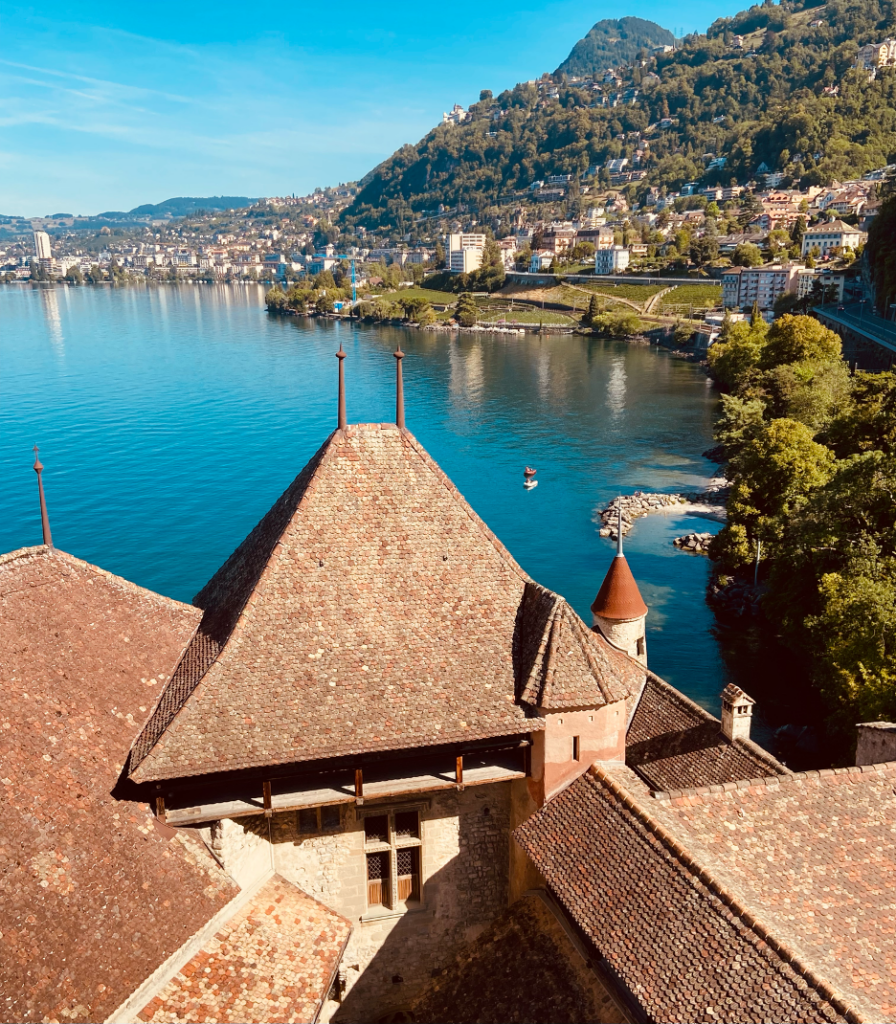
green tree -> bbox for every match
[758,314,841,369]
[689,236,720,265]
[823,371,896,457]
[706,319,769,389]
[455,292,479,327]
[64,265,83,285]
[265,287,288,312]
[732,243,763,267]
[716,418,835,569]
[470,239,506,292]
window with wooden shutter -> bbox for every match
[367,851,389,906]
[396,847,420,902]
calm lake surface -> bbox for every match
[1,283,751,723]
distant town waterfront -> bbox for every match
[1,283,760,726]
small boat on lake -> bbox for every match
[524,466,538,490]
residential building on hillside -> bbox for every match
[855,37,896,69]
[801,220,866,257]
[447,232,485,274]
[721,264,802,310]
[595,245,630,274]
[529,250,555,272]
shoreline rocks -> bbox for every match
[597,492,690,539]
[596,480,728,542]
[673,531,714,553]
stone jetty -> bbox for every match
[597,492,690,539]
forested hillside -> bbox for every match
[555,17,676,76]
[340,0,896,236]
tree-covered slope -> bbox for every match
[556,17,676,76]
[340,0,896,237]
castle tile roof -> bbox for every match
[626,673,788,791]
[514,766,853,1024]
[515,581,644,710]
[0,546,237,1024]
[128,426,644,785]
[590,554,648,621]
[137,875,351,1024]
[645,762,896,1023]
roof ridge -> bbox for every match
[588,763,865,1024]
[129,431,337,777]
[650,760,896,805]
[399,429,530,582]
[564,606,611,702]
[0,544,199,617]
[641,670,722,726]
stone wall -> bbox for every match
[207,780,516,1023]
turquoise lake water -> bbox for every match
[1,283,747,719]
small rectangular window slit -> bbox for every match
[572,736,581,762]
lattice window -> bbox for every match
[367,851,389,906]
[362,807,424,913]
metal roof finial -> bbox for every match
[32,445,54,549]
[336,345,346,429]
[394,346,405,429]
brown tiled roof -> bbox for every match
[0,546,237,1024]
[515,581,643,710]
[646,763,896,1023]
[514,767,851,1024]
[626,673,788,791]
[137,875,351,1024]
[590,555,647,621]
[130,426,642,783]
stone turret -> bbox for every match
[720,683,755,742]
[591,511,648,665]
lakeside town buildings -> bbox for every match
[5,358,896,1024]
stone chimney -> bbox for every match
[855,722,896,765]
[720,683,755,742]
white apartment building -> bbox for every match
[801,220,866,257]
[447,233,486,274]
[721,265,801,310]
[594,246,630,274]
[33,231,51,260]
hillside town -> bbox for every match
[3,167,886,312]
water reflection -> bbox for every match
[39,288,64,349]
[606,354,627,418]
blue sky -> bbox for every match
[1,0,746,216]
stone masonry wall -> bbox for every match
[208,781,514,1023]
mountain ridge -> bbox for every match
[556,17,677,76]
[338,0,896,237]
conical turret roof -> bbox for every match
[591,553,648,621]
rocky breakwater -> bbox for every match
[597,492,690,540]
[673,531,714,554]
[597,481,728,542]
